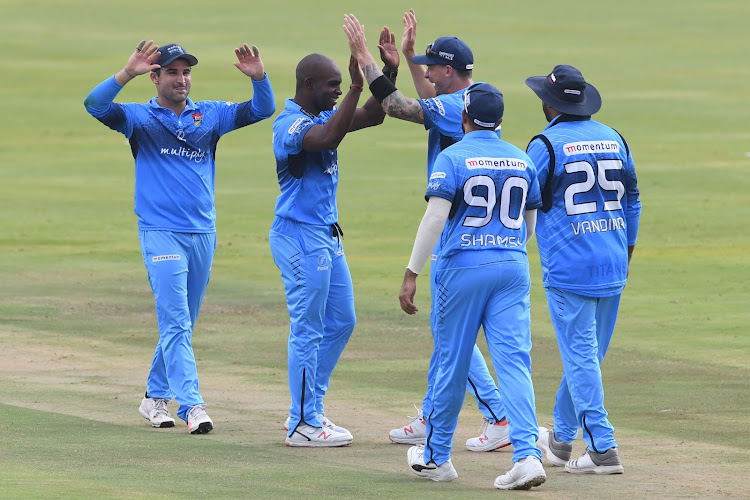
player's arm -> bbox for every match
[400,8,436,99]
[344,14,425,124]
[399,196,452,314]
[301,57,363,152]
[621,140,641,279]
[350,26,400,131]
[524,209,537,242]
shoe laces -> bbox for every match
[475,417,491,435]
[189,404,208,420]
[153,398,170,418]
[407,404,424,423]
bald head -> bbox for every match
[296,53,340,89]
[293,53,344,116]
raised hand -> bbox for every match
[378,25,400,70]
[401,9,418,57]
[343,13,370,63]
[348,55,364,88]
[233,44,265,81]
[125,40,160,77]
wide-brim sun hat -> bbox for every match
[525,64,601,116]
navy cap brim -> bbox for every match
[412,54,449,66]
[158,53,199,68]
[526,75,601,116]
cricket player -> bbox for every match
[84,40,275,434]
[525,64,641,474]
[398,83,546,490]
[271,33,398,446]
[344,12,511,452]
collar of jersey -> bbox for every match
[465,129,500,139]
[546,113,591,129]
[148,97,197,112]
[286,98,317,120]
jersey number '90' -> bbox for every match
[564,159,624,215]
[462,175,528,229]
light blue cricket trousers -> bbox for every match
[139,230,215,422]
[545,287,621,452]
[269,217,356,435]
[423,259,541,466]
[422,255,506,424]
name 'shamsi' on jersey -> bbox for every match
[528,119,641,292]
[426,132,542,261]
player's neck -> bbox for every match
[293,96,320,118]
[446,78,473,95]
[156,97,188,117]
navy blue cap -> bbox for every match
[153,43,198,70]
[463,83,504,128]
[412,37,473,70]
[526,65,601,116]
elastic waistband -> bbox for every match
[436,249,528,270]
[272,216,343,240]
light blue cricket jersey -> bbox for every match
[272,99,340,226]
[526,115,641,296]
[420,85,501,180]
[84,74,276,232]
[426,130,542,266]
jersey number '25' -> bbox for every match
[564,159,624,216]
[462,175,528,229]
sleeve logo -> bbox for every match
[425,98,446,116]
[288,117,307,134]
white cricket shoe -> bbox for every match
[283,415,353,439]
[285,423,353,447]
[407,445,458,482]
[466,417,511,452]
[389,405,426,444]
[537,425,573,466]
[566,447,624,474]
[494,456,547,490]
[139,395,175,428]
[319,414,353,439]
[187,404,213,434]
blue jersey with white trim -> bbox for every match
[426,130,542,264]
[419,85,501,180]
[526,116,641,296]
[84,75,275,232]
[272,99,340,226]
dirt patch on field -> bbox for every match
[1,326,748,498]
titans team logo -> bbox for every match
[192,112,203,127]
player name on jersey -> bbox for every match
[460,234,525,248]
[571,216,626,236]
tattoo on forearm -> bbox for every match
[362,63,381,84]
[384,92,423,123]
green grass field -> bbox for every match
[1,0,749,498]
